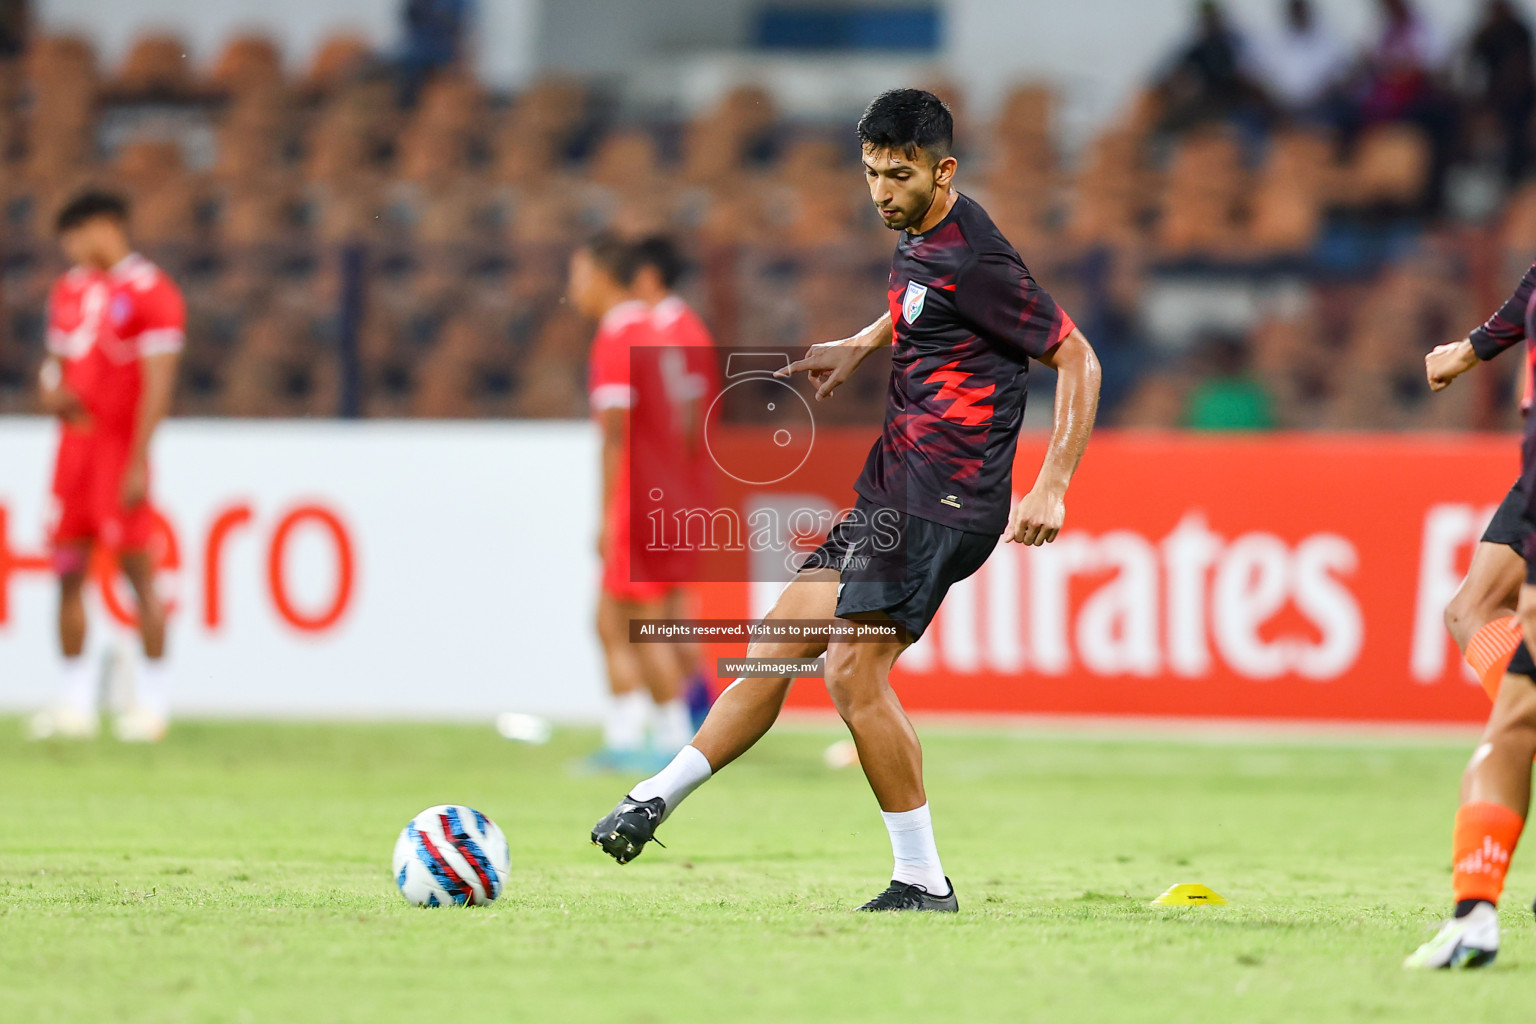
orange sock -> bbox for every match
[1465,617,1524,701]
[1453,801,1525,906]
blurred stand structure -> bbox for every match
[0,1,1534,430]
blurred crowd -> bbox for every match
[0,0,1534,429]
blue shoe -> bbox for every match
[580,747,673,775]
[580,748,638,774]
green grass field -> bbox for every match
[0,717,1531,1022]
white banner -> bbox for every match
[0,419,607,720]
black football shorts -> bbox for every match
[1508,635,1536,681]
[1481,479,1535,554]
[798,496,997,640]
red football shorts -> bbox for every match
[50,428,156,563]
[601,507,696,603]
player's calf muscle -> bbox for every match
[824,643,900,712]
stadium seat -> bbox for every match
[114,33,194,97]
[1345,124,1431,209]
[1064,129,1149,247]
[1156,129,1246,258]
[304,34,372,96]
[995,83,1057,175]
[213,102,289,183]
[208,34,284,96]
[396,122,466,188]
[1247,132,1333,256]
[411,73,485,138]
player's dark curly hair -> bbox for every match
[856,88,953,164]
[579,231,642,287]
[635,235,686,290]
[56,190,130,234]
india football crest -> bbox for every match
[901,281,927,324]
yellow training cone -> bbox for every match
[1151,883,1228,906]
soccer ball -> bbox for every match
[392,804,510,907]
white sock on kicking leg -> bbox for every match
[629,744,712,821]
[881,803,948,894]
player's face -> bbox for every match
[567,249,605,319]
[59,217,127,270]
[58,225,93,269]
[862,145,954,232]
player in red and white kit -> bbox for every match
[632,235,721,730]
[571,233,707,770]
[32,192,184,742]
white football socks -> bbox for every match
[603,691,650,751]
[136,658,170,719]
[59,656,95,717]
[652,697,694,754]
[881,803,948,895]
[630,744,712,821]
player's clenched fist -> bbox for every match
[1426,338,1479,392]
[1005,485,1065,546]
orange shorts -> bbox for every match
[50,428,156,563]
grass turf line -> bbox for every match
[0,718,1528,1023]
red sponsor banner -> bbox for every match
[694,429,1521,724]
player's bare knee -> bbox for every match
[1442,594,1473,648]
[595,609,620,647]
[1444,586,1500,649]
[823,647,882,718]
[1490,716,1536,764]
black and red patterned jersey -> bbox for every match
[1469,259,1536,414]
[852,192,1076,534]
[1468,259,1536,570]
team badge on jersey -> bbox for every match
[901,281,927,324]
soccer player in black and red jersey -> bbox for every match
[591,89,1102,911]
[1409,262,1536,967]
[1425,304,1536,703]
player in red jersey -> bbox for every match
[1409,259,1536,967]
[573,233,706,770]
[592,90,1102,911]
[31,191,184,743]
[632,235,721,730]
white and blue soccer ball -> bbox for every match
[392,805,511,907]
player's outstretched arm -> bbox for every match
[596,406,624,559]
[1434,259,1536,393]
[1006,329,1101,546]
[1425,338,1480,392]
[775,312,892,401]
